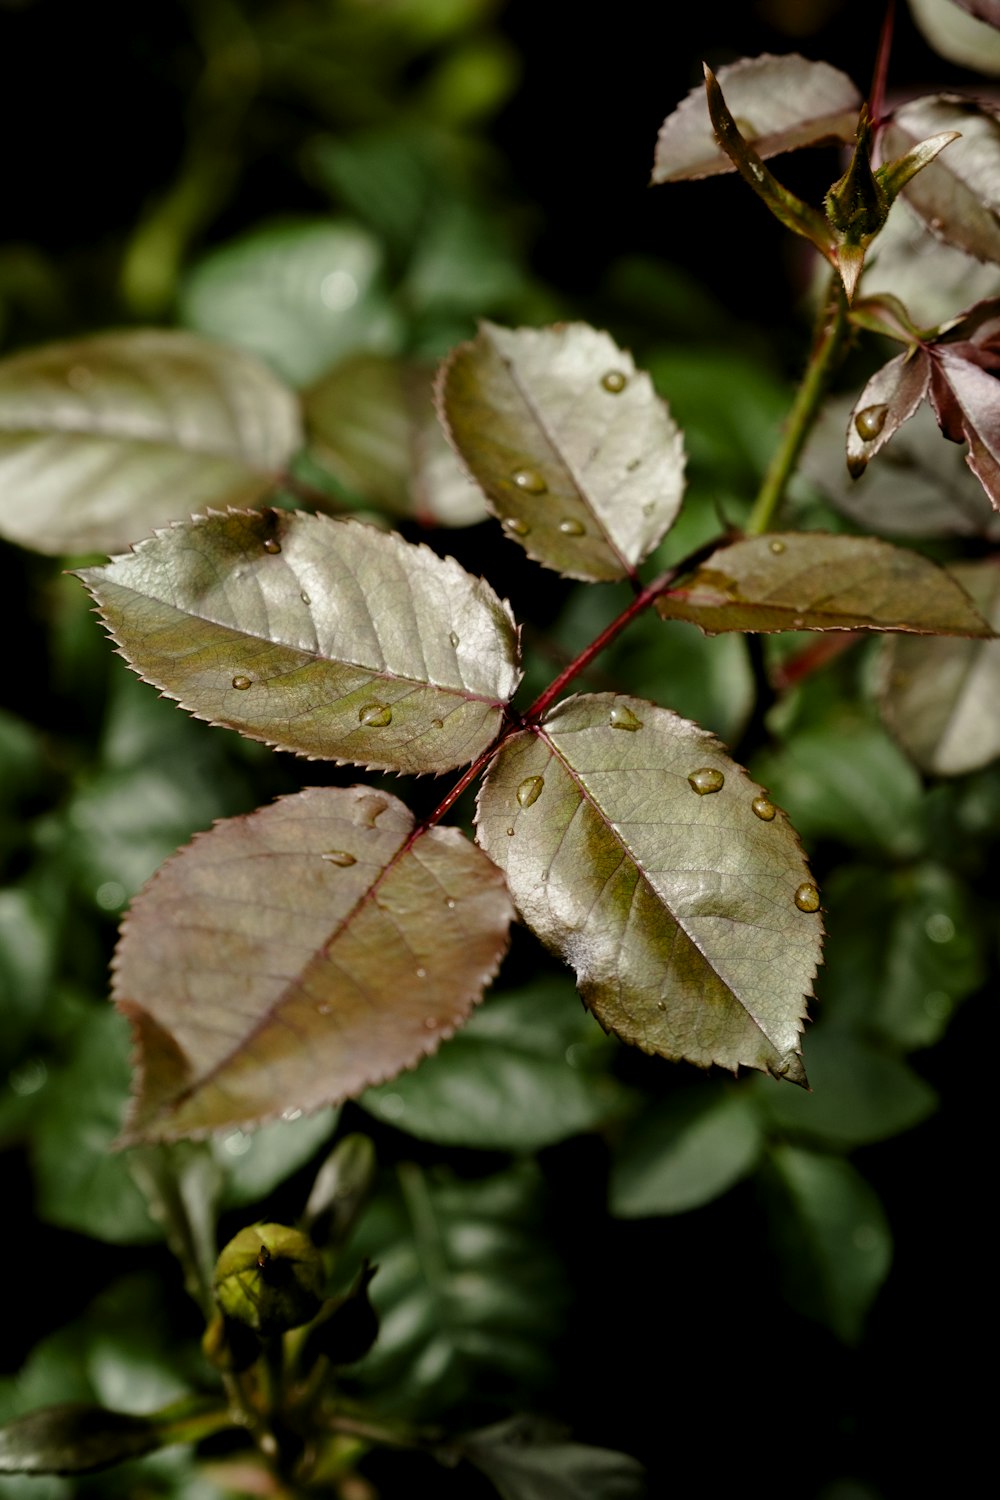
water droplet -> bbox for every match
[656,1000,666,1012]
[511,466,547,495]
[688,767,725,795]
[322,849,356,867]
[449,631,460,648]
[263,537,282,554]
[769,539,786,555]
[506,826,515,836]
[359,702,392,727]
[558,517,585,536]
[300,591,311,605]
[855,403,888,441]
[359,794,387,827]
[416,966,427,979]
[431,718,444,730]
[751,795,776,821]
[609,703,642,731]
[516,775,544,808]
[445,897,457,910]
[502,516,530,536]
[925,912,955,944]
[750,161,765,182]
[794,882,821,912]
[281,1108,304,1122]
[232,675,252,691]
[601,369,627,393]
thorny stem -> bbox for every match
[746,274,850,536]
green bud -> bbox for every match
[825,109,888,242]
[213,1223,325,1337]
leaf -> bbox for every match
[179,219,401,387]
[360,978,627,1151]
[879,559,1000,774]
[609,1084,762,1217]
[763,1146,892,1344]
[476,693,821,1083]
[652,54,861,183]
[113,786,513,1143]
[656,531,990,636]
[951,1,1000,23]
[845,350,931,477]
[929,346,1000,507]
[881,95,1000,264]
[77,509,521,775]
[0,330,302,557]
[908,0,1000,71]
[438,321,685,582]
[215,1109,339,1209]
[460,1415,646,1500]
[860,197,1000,328]
[0,1398,228,1476]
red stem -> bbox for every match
[870,0,895,130]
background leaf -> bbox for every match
[439,321,685,581]
[114,786,513,1142]
[78,509,521,774]
[882,95,1000,264]
[476,693,820,1081]
[609,1083,762,1217]
[0,331,301,556]
[651,54,860,183]
[460,1415,646,1500]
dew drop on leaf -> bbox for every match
[232,675,252,691]
[656,1000,666,1012]
[445,898,457,909]
[359,702,392,728]
[751,795,777,821]
[431,718,445,730]
[321,850,356,867]
[516,775,545,808]
[855,403,888,441]
[601,369,627,393]
[609,703,642,731]
[559,517,585,536]
[794,882,821,912]
[263,538,282,554]
[281,1108,304,1122]
[769,539,785,554]
[300,591,311,605]
[416,966,427,979]
[688,767,725,795]
[449,631,460,648]
[506,826,515,836]
[511,467,547,494]
[503,516,530,536]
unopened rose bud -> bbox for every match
[213,1223,325,1336]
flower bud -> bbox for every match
[213,1223,325,1337]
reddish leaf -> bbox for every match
[115,787,514,1142]
[929,346,1000,507]
[846,349,931,477]
[881,95,1000,264]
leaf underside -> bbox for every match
[77,508,521,774]
[656,532,993,636]
[476,693,821,1082]
[115,786,514,1142]
[0,330,301,556]
[438,321,685,581]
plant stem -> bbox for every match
[746,274,849,536]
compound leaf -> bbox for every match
[114,786,514,1143]
[882,95,1000,264]
[652,54,860,183]
[656,531,992,635]
[77,509,521,775]
[476,693,821,1082]
[438,321,685,582]
[0,331,301,556]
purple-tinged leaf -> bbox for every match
[0,331,301,557]
[860,199,1000,328]
[929,346,1000,505]
[476,693,821,1084]
[656,531,990,636]
[846,349,931,476]
[652,54,861,183]
[77,509,521,775]
[951,0,1000,23]
[881,95,1000,264]
[115,786,514,1143]
[879,559,1000,774]
[438,322,685,582]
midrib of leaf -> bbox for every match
[0,411,258,465]
[502,355,633,578]
[537,724,784,1050]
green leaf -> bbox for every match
[215,1109,339,1209]
[460,1415,646,1500]
[180,220,400,386]
[882,95,1000,265]
[652,54,861,183]
[438,321,685,581]
[360,978,627,1150]
[476,693,821,1082]
[754,1027,937,1147]
[764,1146,892,1343]
[656,531,990,635]
[0,331,301,556]
[609,1084,762,1217]
[77,509,521,774]
[345,1162,563,1415]
[113,786,513,1142]
[0,1397,228,1476]
[879,559,1000,774]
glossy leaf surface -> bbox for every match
[78,509,521,774]
[0,331,301,556]
[476,694,820,1082]
[114,786,514,1142]
[652,54,860,183]
[882,95,1000,263]
[609,1084,762,1217]
[879,559,1000,773]
[846,350,931,477]
[656,531,991,635]
[438,321,685,581]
